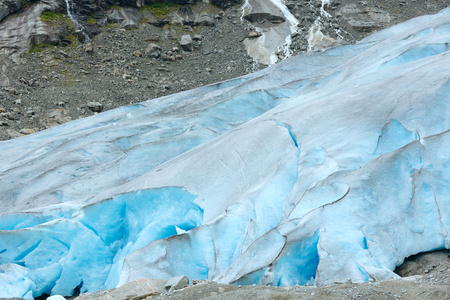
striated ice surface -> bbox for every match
[1,7,450,299]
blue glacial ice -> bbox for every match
[1,7,450,299]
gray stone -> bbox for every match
[19,128,36,135]
[0,0,22,22]
[180,35,193,51]
[107,9,125,24]
[7,129,22,139]
[145,43,161,58]
[243,0,286,23]
[74,278,166,300]
[209,0,243,8]
[87,102,103,112]
[0,2,9,23]
[47,23,70,46]
[84,43,93,53]
[120,7,143,29]
[195,15,215,26]
[4,0,21,12]
[248,31,261,38]
[165,275,189,291]
[32,20,49,45]
[192,34,203,41]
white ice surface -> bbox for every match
[0,7,449,298]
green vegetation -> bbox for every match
[40,12,68,24]
[87,17,97,24]
[22,0,32,9]
[28,44,47,53]
[29,12,80,53]
[141,2,181,18]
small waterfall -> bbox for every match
[307,0,336,51]
[240,0,300,65]
[268,0,299,59]
[64,0,90,42]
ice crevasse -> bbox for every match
[1,7,450,299]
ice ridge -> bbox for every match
[0,7,449,299]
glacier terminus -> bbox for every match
[0,7,449,299]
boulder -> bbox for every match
[192,34,203,41]
[107,9,125,24]
[242,0,286,23]
[87,102,103,112]
[180,34,193,51]
[145,43,161,58]
[339,4,390,32]
[119,7,143,29]
[47,23,70,46]
[194,14,214,26]
[74,278,166,300]
[165,275,189,291]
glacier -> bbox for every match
[1,7,450,299]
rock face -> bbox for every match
[242,0,298,65]
[242,0,286,23]
[119,7,143,30]
[0,0,62,63]
[0,0,22,22]
[340,4,390,32]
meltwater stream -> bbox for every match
[64,0,89,42]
